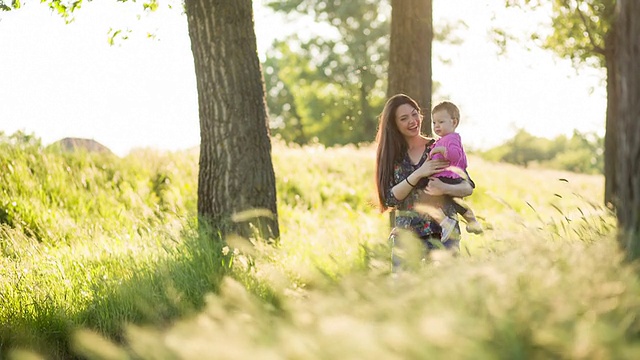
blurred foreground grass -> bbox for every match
[2,133,637,359]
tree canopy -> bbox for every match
[506,0,615,67]
[263,0,389,145]
[262,0,462,145]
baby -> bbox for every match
[418,101,483,242]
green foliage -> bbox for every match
[263,0,390,146]
[481,128,604,174]
[264,37,386,146]
[505,0,616,68]
[0,0,19,11]
[263,0,466,147]
[46,0,83,20]
[0,0,87,22]
[1,132,627,359]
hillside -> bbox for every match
[2,133,634,360]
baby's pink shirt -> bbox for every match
[430,132,467,179]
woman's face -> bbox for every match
[394,104,421,139]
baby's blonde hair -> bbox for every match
[432,101,460,121]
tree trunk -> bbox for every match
[185,0,279,240]
[604,30,618,208]
[387,0,433,136]
[615,0,640,259]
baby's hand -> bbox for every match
[429,146,447,160]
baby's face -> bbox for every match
[432,110,457,137]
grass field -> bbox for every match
[2,133,638,359]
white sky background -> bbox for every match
[0,0,607,156]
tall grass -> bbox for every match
[2,132,635,359]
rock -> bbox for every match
[52,137,114,155]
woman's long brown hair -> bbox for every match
[374,94,421,212]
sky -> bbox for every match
[0,1,607,156]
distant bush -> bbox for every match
[481,129,603,174]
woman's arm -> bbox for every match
[391,159,449,201]
[424,177,473,197]
[389,171,420,202]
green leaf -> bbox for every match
[143,0,158,12]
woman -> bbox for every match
[374,94,474,270]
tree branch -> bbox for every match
[567,0,606,54]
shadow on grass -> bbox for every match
[1,225,274,359]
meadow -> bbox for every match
[1,131,638,359]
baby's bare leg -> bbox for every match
[415,191,458,242]
[452,198,484,234]
[414,191,447,223]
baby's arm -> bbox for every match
[429,146,447,160]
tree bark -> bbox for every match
[604,30,618,208]
[185,0,279,240]
[615,0,640,259]
[387,0,433,136]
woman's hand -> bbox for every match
[415,158,449,179]
[424,178,473,197]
